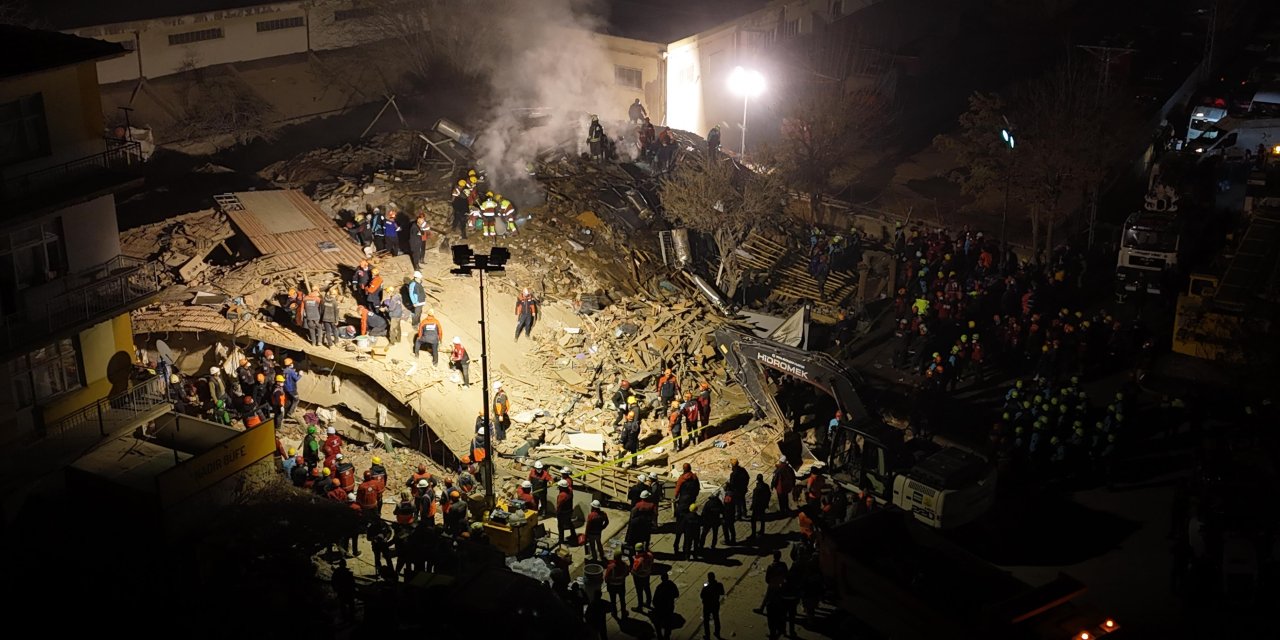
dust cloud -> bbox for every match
[470,0,632,201]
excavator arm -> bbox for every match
[714,327,870,427]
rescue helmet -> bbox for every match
[336,454,344,461]
[591,500,601,508]
[413,270,422,279]
[485,191,493,198]
[170,374,180,384]
[534,460,544,469]
[521,480,532,489]
[327,426,336,435]
[275,374,285,383]
[347,493,356,502]
[323,468,332,476]
[265,349,274,359]
[1050,436,1060,445]
[450,490,460,499]
[255,373,265,382]
[700,381,709,389]
[453,336,462,345]
[308,426,317,434]
[417,479,429,488]
[372,456,381,464]
[620,380,630,388]
[960,334,969,342]
[468,176,477,184]
[1107,434,1116,442]
[523,287,531,296]
[635,543,645,551]
[501,200,511,208]
[557,479,568,488]
[284,357,293,366]
[641,490,651,499]
[561,466,572,474]
[468,169,477,177]
[458,179,467,187]
[210,367,220,375]
[638,473,647,482]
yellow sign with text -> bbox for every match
[157,424,276,508]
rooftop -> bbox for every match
[0,24,125,79]
[41,0,273,30]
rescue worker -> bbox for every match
[772,456,797,516]
[499,198,516,235]
[629,489,657,552]
[675,462,700,514]
[604,551,631,620]
[357,471,381,520]
[409,212,429,269]
[207,367,228,408]
[302,290,322,346]
[701,572,725,638]
[721,488,738,544]
[492,381,511,442]
[804,467,827,507]
[351,259,371,298]
[479,192,498,238]
[628,98,647,123]
[407,271,427,327]
[368,455,388,489]
[638,117,657,161]
[336,453,356,490]
[587,114,605,162]
[302,425,321,465]
[450,179,470,239]
[381,293,404,345]
[414,309,442,365]
[628,473,649,507]
[516,479,536,507]
[657,368,680,409]
[652,571,679,640]
[370,207,387,252]
[612,380,636,426]
[621,410,641,467]
[647,472,665,520]
[234,356,253,397]
[585,499,609,561]
[394,490,416,526]
[361,304,387,337]
[707,125,721,161]
[382,209,400,256]
[656,127,677,171]
[269,374,287,429]
[681,392,702,444]
[282,358,301,419]
[529,460,553,517]
[632,542,655,610]
[514,287,539,340]
[668,399,685,451]
[449,336,470,386]
[556,478,576,546]
[320,290,340,347]
[696,380,712,428]
[700,491,726,550]
[445,489,468,535]
[364,267,384,306]
[323,425,344,459]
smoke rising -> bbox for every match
[471,0,632,202]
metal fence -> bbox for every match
[1,140,142,203]
[43,374,168,439]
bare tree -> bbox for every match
[173,58,279,144]
[660,159,786,296]
[335,0,492,84]
[758,25,896,222]
[936,61,1136,256]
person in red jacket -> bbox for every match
[585,499,609,561]
[805,467,827,507]
[357,471,381,519]
[696,381,712,427]
[335,453,356,490]
[323,426,343,458]
[529,461,553,517]
[771,456,797,516]
[680,392,702,444]
[516,479,536,508]
[556,479,576,546]
[632,543,655,610]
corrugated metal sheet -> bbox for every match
[132,305,234,334]
[224,190,366,274]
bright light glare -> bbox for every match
[1001,129,1010,142]
[728,66,765,98]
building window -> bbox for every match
[8,338,82,409]
[0,219,66,315]
[832,0,844,18]
[334,7,374,21]
[168,27,224,46]
[257,16,305,32]
[615,66,643,89]
[782,19,801,39]
[0,93,51,166]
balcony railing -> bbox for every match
[1,140,143,204]
[43,373,169,440]
[0,255,162,352]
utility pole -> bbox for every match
[450,244,510,512]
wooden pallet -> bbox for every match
[738,231,857,303]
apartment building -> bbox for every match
[0,26,168,502]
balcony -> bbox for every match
[0,255,163,353]
[1,139,144,218]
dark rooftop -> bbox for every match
[601,0,768,44]
[0,25,125,79]
[40,0,272,30]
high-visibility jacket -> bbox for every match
[417,316,442,341]
[364,275,383,295]
[605,559,630,586]
[632,551,654,577]
[357,480,380,510]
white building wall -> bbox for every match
[60,195,121,273]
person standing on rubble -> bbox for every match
[270,375,287,429]
[729,459,750,520]
[451,180,470,240]
[352,259,371,299]
[697,381,712,429]
[479,192,498,238]
[364,267,384,307]
[410,211,430,269]
[302,290,322,346]
[282,358,301,420]
[639,118,657,162]
[707,125,721,161]
[621,410,641,467]
[514,288,538,341]
[449,337,470,386]
[612,380,635,427]
[499,199,517,235]
[628,98,647,124]
[681,391,702,444]
[321,290,340,347]
[414,309,442,366]
[382,294,404,345]
[587,115,606,163]
[771,456,797,516]
[556,478,577,546]
[529,460,553,517]
[401,273,426,331]
[657,127,676,172]
[383,208,401,256]
[370,207,387,253]
[492,382,511,441]
[657,368,680,410]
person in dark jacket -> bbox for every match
[700,491,726,550]
[728,458,750,520]
[320,291,340,347]
[651,570,679,640]
[700,571,725,639]
[751,473,771,538]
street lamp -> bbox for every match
[728,66,765,155]
[999,116,1016,252]
[451,243,510,512]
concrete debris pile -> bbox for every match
[259,130,428,214]
[119,209,236,286]
[274,419,452,501]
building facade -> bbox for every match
[0,26,164,454]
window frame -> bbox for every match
[0,93,51,166]
[7,337,83,409]
[257,16,306,32]
[614,65,643,90]
[168,27,225,46]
